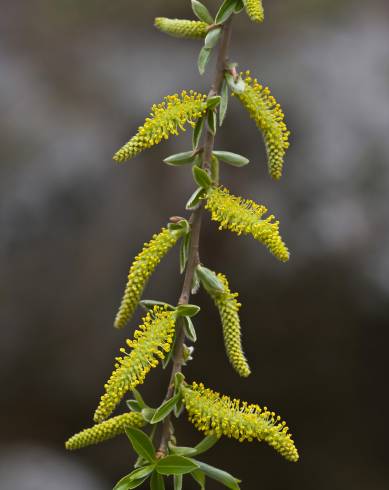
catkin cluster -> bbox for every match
[233,71,289,180]
[243,0,264,23]
[113,91,207,162]
[114,227,179,329]
[182,382,299,462]
[94,306,176,422]
[207,273,251,377]
[155,18,209,39]
[205,186,290,262]
[65,412,145,450]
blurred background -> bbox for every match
[1,0,389,488]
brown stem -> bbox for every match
[156,17,233,458]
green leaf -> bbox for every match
[156,456,199,475]
[132,389,147,409]
[191,469,206,490]
[206,95,221,110]
[192,117,205,150]
[113,474,149,490]
[215,0,240,24]
[174,474,183,490]
[219,79,229,126]
[168,219,190,236]
[225,72,246,93]
[163,151,197,166]
[169,445,196,457]
[194,461,241,490]
[140,300,175,312]
[179,232,190,274]
[191,0,214,24]
[183,316,197,342]
[212,151,249,167]
[192,165,212,189]
[150,393,181,424]
[204,27,222,49]
[193,434,219,455]
[234,0,244,13]
[186,187,206,211]
[174,372,185,391]
[125,427,156,463]
[141,407,156,423]
[126,399,142,412]
[191,269,201,295]
[196,265,225,294]
[175,304,201,318]
[150,472,165,490]
[198,46,212,75]
[207,109,217,135]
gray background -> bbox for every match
[1,0,389,489]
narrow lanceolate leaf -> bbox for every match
[140,300,175,312]
[182,382,299,462]
[186,187,206,210]
[205,186,290,262]
[192,116,205,149]
[176,304,201,318]
[65,412,145,450]
[192,166,212,189]
[212,151,249,167]
[191,0,214,24]
[192,434,220,456]
[114,227,181,329]
[198,46,212,75]
[203,271,250,377]
[196,265,225,294]
[207,109,217,135]
[156,455,199,475]
[113,91,207,162]
[114,474,149,490]
[183,316,197,342]
[150,472,165,490]
[242,0,264,23]
[125,427,156,463]
[234,0,245,13]
[191,469,206,489]
[204,27,222,49]
[194,461,241,490]
[219,79,229,126]
[164,151,197,166]
[179,233,190,273]
[154,18,209,39]
[206,95,221,110]
[215,0,240,24]
[150,393,181,424]
[94,307,176,422]
[174,474,183,490]
[232,70,290,179]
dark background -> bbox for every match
[1,0,389,488]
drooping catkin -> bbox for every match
[155,18,209,39]
[182,382,299,462]
[243,0,264,23]
[114,227,179,329]
[205,186,290,262]
[113,91,207,162]
[94,306,176,422]
[65,412,145,450]
[206,273,251,377]
[233,71,289,180]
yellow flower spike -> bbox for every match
[155,18,209,39]
[94,306,176,422]
[243,0,264,24]
[182,382,299,462]
[65,412,145,450]
[233,71,289,180]
[207,273,251,377]
[204,186,290,262]
[114,227,179,329]
[113,91,207,162]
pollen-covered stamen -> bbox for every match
[65,412,145,450]
[232,71,289,180]
[113,91,207,162]
[182,382,299,462]
[243,0,264,23]
[204,186,290,262]
[114,227,179,329]
[94,306,176,423]
[155,18,209,39]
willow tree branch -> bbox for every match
[156,17,233,458]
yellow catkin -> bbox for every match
[233,71,289,180]
[65,412,145,450]
[113,91,207,162]
[204,186,290,262]
[207,273,251,377]
[182,382,299,462]
[155,18,209,39]
[94,306,176,422]
[243,0,264,23]
[114,227,179,329]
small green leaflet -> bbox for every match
[212,151,249,167]
[225,72,246,93]
[163,151,197,166]
[215,0,240,24]
[174,474,183,490]
[194,461,241,490]
[186,187,206,211]
[150,393,181,424]
[191,0,214,24]
[183,316,197,342]
[207,109,217,135]
[150,472,165,490]
[191,469,206,490]
[196,265,225,293]
[192,165,212,189]
[156,455,199,475]
[179,232,190,273]
[206,95,221,110]
[175,304,201,317]
[113,465,154,490]
[219,79,229,126]
[204,28,222,49]
[125,427,156,463]
[126,399,142,412]
[198,46,212,75]
[192,117,205,150]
